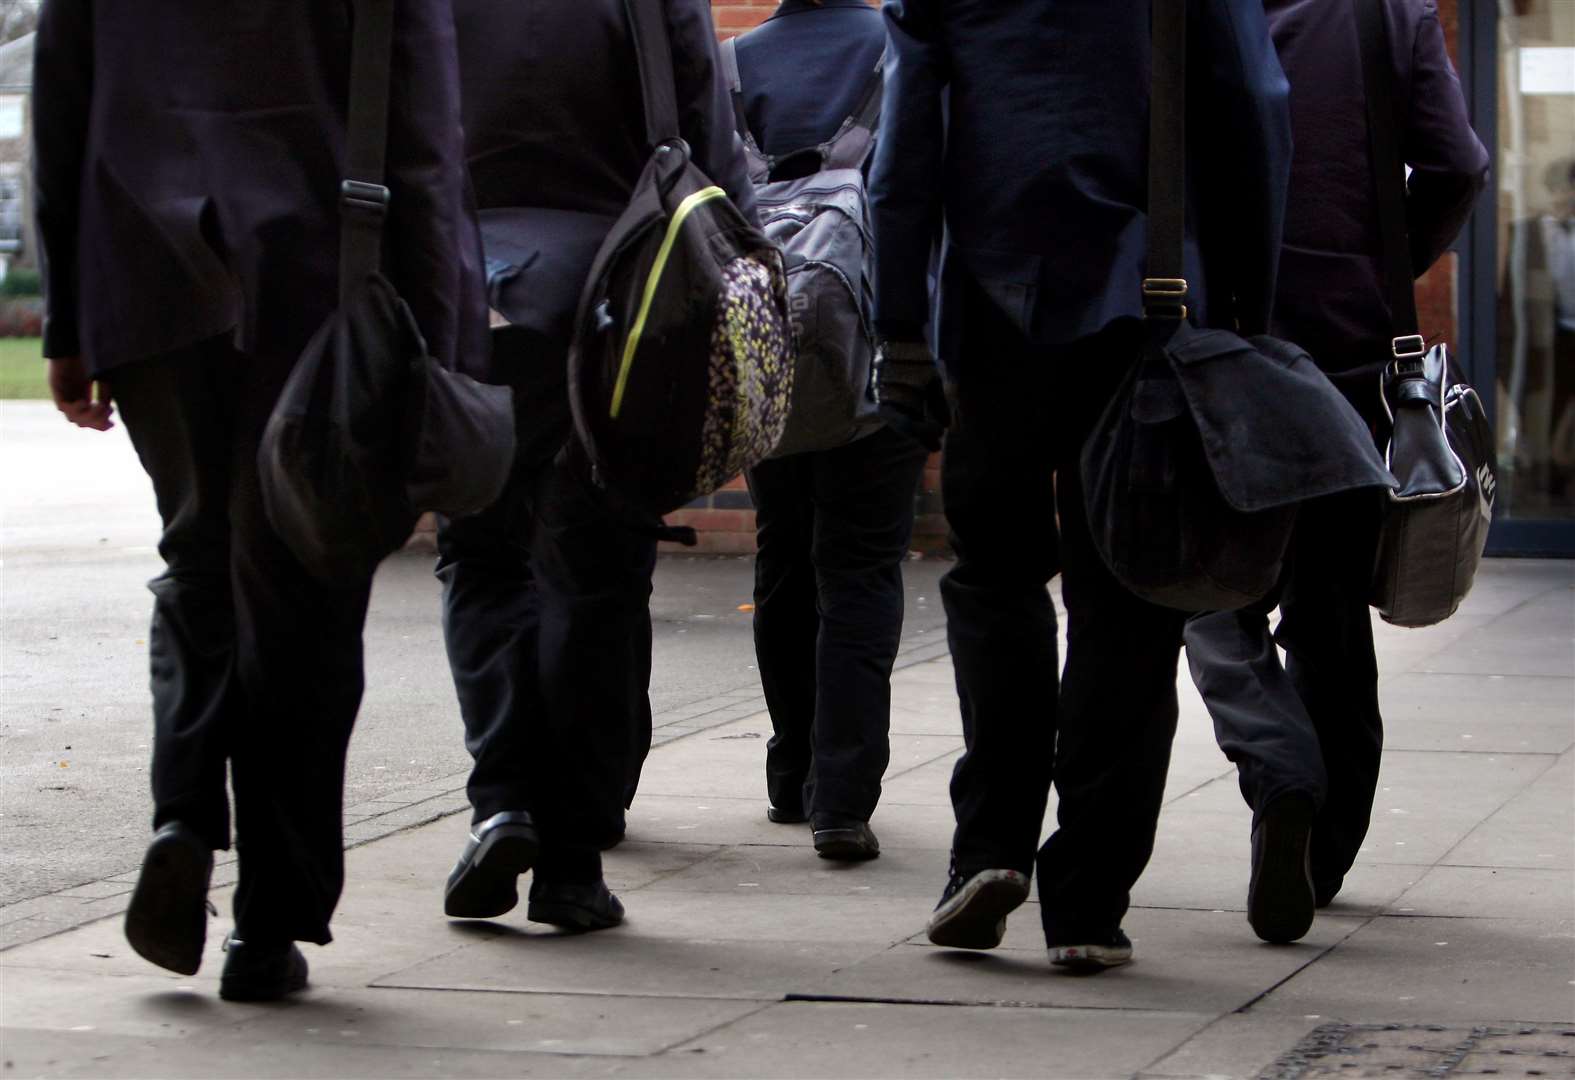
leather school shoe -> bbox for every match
[766,803,809,825]
[812,815,880,861]
[1314,875,1344,909]
[1247,793,1317,943]
[218,933,308,1002]
[527,878,625,932]
[926,866,1032,950]
[1049,928,1134,973]
[444,811,540,919]
[124,822,214,976]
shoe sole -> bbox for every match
[526,900,624,932]
[926,870,1031,950]
[444,826,539,919]
[813,828,879,861]
[1049,943,1133,973]
[124,831,211,976]
[1249,799,1316,944]
[219,951,309,1002]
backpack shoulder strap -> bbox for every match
[340,0,396,301]
[1353,0,1423,355]
[719,36,773,182]
[623,0,682,148]
[820,48,886,173]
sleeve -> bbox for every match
[31,0,94,360]
[384,0,489,376]
[1400,0,1489,276]
[668,0,757,224]
[869,0,947,341]
[1189,0,1293,336]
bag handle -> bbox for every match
[623,0,684,150]
[1353,0,1425,364]
[339,0,397,302]
[719,37,773,181]
[819,51,886,173]
[1143,0,1189,322]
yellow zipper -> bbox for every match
[609,185,728,419]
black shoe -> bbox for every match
[766,803,809,825]
[124,822,214,976]
[1049,928,1133,973]
[812,816,879,861]
[1248,794,1316,943]
[926,866,1031,950]
[218,933,308,1002]
[1313,875,1343,909]
[444,811,540,919]
[526,878,625,932]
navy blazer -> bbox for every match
[32,0,487,379]
[870,0,1293,361]
[733,0,885,159]
[1266,0,1488,375]
[453,0,755,345]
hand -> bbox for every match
[48,356,115,431]
[874,337,948,452]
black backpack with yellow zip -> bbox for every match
[565,0,793,516]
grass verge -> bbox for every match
[0,338,48,399]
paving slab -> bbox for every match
[1138,1013,1328,1078]
[832,908,1369,1015]
[1249,916,1575,1025]
[651,1001,1215,1080]
[1390,865,1575,921]
[1378,672,1575,754]
[1447,752,1575,870]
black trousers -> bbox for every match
[1184,489,1384,890]
[940,291,1186,945]
[745,425,928,821]
[436,327,655,852]
[109,337,373,946]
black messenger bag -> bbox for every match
[565,0,793,517]
[1080,0,1394,612]
[258,0,515,585]
[1355,0,1497,628]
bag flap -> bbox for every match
[1163,322,1396,512]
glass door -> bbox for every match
[1483,0,1575,552]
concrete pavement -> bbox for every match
[1,552,1571,1073]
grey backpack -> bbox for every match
[720,38,884,458]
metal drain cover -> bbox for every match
[1259,1023,1575,1079]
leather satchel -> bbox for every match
[1354,0,1497,627]
[258,0,515,584]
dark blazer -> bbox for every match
[870,0,1292,359]
[733,0,885,159]
[32,0,487,379]
[1265,0,1489,375]
[453,0,756,345]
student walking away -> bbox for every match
[725,0,928,861]
[438,0,755,930]
[33,0,486,1000]
[871,0,1291,971]
[1185,0,1488,944]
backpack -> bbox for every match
[719,37,884,458]
[566,0,794,518]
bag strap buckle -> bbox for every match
[340,179,391,219]
[1391,334,1426,359]
[1142,277,1189,320]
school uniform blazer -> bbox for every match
[1265,0,1488,377]
[869,0,1293,361]
[732,0,886,160]
[32,0,487,380]
[453,0,756,346]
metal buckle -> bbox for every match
[340,179,391,217]
[1391,334,1426,359]
[1142,277,1189,320]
